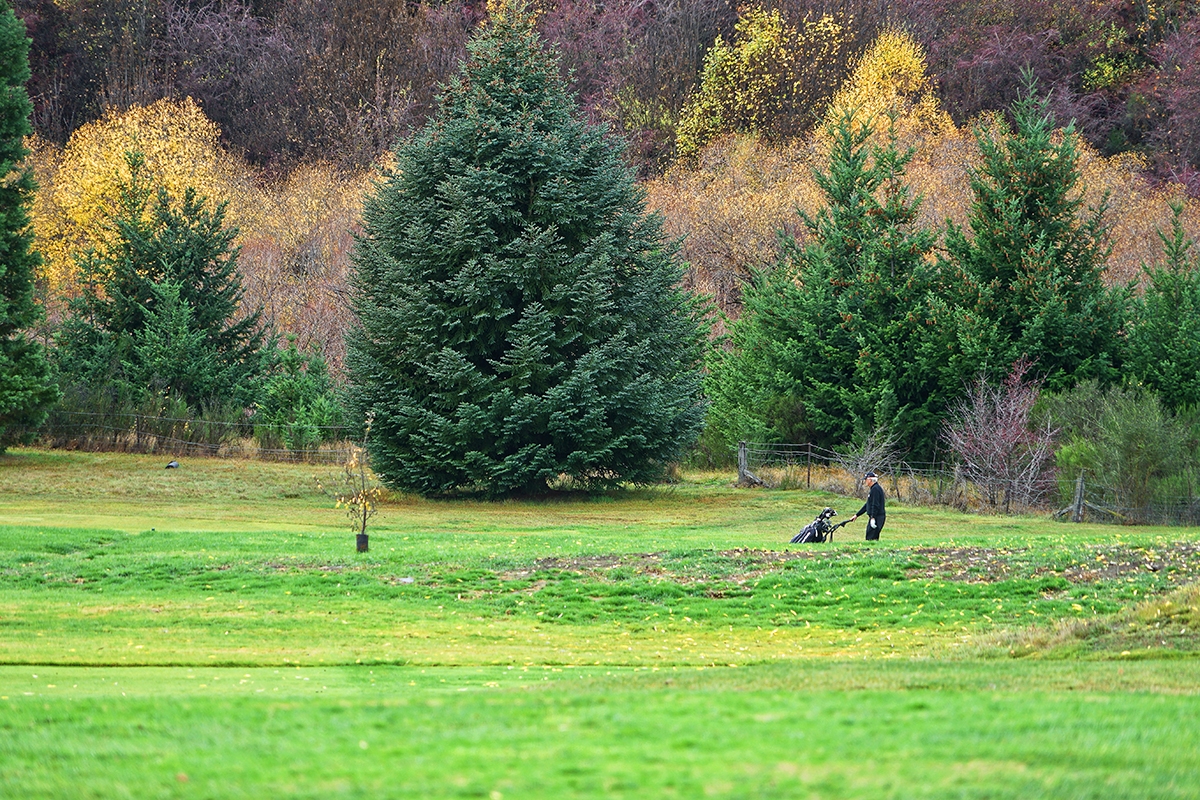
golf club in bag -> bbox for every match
[790,506,851,544]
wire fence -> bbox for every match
[17,410,357,464]
[1059,472,1200,527]
[738,439,964,502]
[12,418,1200,524]
[737,440,1200,527]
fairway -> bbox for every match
[2,449,1199,799]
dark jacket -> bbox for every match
[857,482,886,523]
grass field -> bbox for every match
[2,448,1199,799]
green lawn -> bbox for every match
[2,449,1198,799]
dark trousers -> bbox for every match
[865,520,884,541]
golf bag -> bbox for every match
[790,506,848,544]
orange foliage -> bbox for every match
[648,23,1200,324]
[237,163,374,374]
[1075,146,1200,287]
[24,33,1200,377]
[26,98,373,375]
[645,134,822,333]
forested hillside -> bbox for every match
[14,0,1200,337]
[13,0,1200,183]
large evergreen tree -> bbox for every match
[57,152,268,410]
[0,3,57,450]
[939,84,1126,391]
[345,2,707,496]
[706,113,950,455]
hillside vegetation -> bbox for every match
[6,0,1200,511]
[15,0,1199,354]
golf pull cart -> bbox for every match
[790,506,850,544]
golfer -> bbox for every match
[849,470,886,541]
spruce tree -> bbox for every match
[939,84,1126,390]
[58,152,267,410]
[1125,203,1200,409]
[706,112,946,455]
[345,2,707,496]
[0,4,58,449]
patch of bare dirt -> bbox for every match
[906,543,1200,585]
[502,548,840,584]
[494,543,1200,588]
[264,561,351,573]
[500,552,665,581]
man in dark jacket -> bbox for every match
[850,471,886,540]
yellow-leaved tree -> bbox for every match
[30,98,252,302]
[822,29,952,139]
[811,28,968,238]
[675,6,852,159]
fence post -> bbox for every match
[806,442,811,488]
[735,441,765,487]
[1071,471,1086,523]
[952,464,966,510]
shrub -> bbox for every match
[236,162,370,375]
[1042,381,1188,519]
[644,135,816,328]
[942,359,1058,512]
[1093,389,1186,517]
[254,337,345,457]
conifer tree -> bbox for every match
[345,0,707,496]
[706,112,946,454]
[0,4,58,449]
[254,336,343,454]
[1125,203,1200,409]
[939,84,1126,390]
[57,152,268,410]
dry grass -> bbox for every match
[961,582,1200,659]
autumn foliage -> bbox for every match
[24,99,367,373]
[676,5,855,158]
[28,98,249,302]
[646,28,1200,327]
[8,4,1200,490]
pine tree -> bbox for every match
[706,111,946,455]
[1125,202,1200,409]
[939,83,1126,390]
[0,4,58,449]
[58,152,268,410]
[345,1,707,496]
